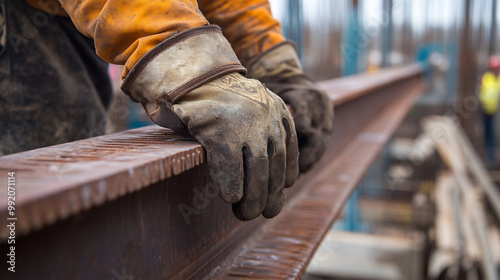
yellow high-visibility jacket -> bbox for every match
[25,0,285,79]
[480,71,500,114]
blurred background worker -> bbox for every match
[0,0,333,220]
[479,55,500,168]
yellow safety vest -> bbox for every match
[480,72,500,114]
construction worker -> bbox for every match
[479,55,500,168]
[0,0,334,220]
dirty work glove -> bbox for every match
[121,26,299,221]
[247,43,334,172]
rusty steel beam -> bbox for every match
[0,128,205,237]
[0,64,424,279]
[209,74,425,279]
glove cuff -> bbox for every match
[121,25,246,104]
[246,41,303,80]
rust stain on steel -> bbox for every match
[0,126,204,238]
[208,79,426,279]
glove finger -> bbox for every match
[310,91,325,129]
[232,147,269,221]
[282,117,299,187]
[262,144,286,218]
[207,144,244,204]
[280,91,311,131]
[298,130,326,172]
[315,89,334,132]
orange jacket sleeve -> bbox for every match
[28,0,209,79]
[197,0,286,67]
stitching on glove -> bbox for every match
[169,64,246,103]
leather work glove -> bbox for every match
[121,26,299,221]
[247,43,334,172]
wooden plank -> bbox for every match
[423,117,498,280]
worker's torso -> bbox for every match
[480,71,500,114]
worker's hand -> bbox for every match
[174,73,299,220]
[248,43,334,172]
[121,26,299,221]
